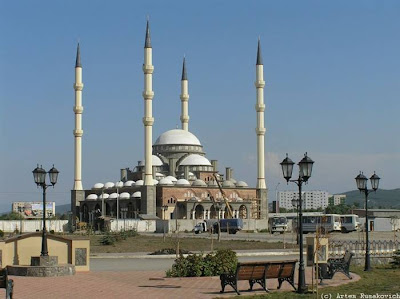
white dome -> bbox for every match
[179,154,211,166]
[153,179,159,185]
[139,155,164,167]
[115,181,124,188]
[92,183,104,189]
[207,180,218,187]
[124,180,135,187]
[176,179,191,186]
[165,176,178,182]
[155,173,165,180]
[105,182,115,189]
[236,181,248,188]
[192,179,207,187]
[119,192,130,199]
[109,193,119,199]
[132,191,141,198]
[86,194,98,200]
[230,178,237,184]
[154,129,201,146]
[99,193,109,199]
[135,180,144,186]
[222,180,235,187]
[159,178,174,186]
[236,197,243,202]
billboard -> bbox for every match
[12,202,55,219]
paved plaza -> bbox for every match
[6,267,359,299]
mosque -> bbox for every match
[70,21,268,224]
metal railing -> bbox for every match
[329,240,400,258]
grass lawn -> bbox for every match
[89,233,296,253]
[232,266,400,298]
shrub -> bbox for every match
[166,249,238,277]
[50,230,55,234]
[150,248,191,255]
[0,230,4,237]
[100,233,116,245]
[390,249,400,268]
[213,249,238,275]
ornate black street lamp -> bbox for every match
[32,164,59,256]
[280,153,314,294]
[355,171,380,271]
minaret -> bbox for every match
[180,57,189,131]
[73,43,84,190]
[255,38,268,219]
[255,38,266,190]
[143,20,154,186]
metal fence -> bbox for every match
[329,240,400,258]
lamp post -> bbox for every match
[32,164,59,256]
[280,153,314,294]
[355,171,380,271]
[162,205,168,242]
[215,202,221,242]
[121,207,128,231]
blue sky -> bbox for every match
[1,1,399,211]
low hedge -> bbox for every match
[166,249,237,277]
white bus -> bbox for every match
[340,214,360,233]
[268,216,288,234]
[294,214,341,234]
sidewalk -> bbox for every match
[90,249,301,259]
[7,267,359,299]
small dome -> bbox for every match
[115,181,124,188]
[86,194,98,200]
[109,193,119,199]
[236,181,248,188]
[99,193,109,199]
[155,172,165,180]
[132,191,141,198]
[192,179,207,187]
[153,179,159,185]
[165,176,178,182]
[207,180,218,187]
[119,192,130,199]
[152,155,164,166]
[104,182,115,189]
[154,129,201,146]
[159,178,174,186]
[124,180,135,187]
[236,197,243,202]
[188,172,197,180]
[179,154,211,166]
[92,183,104,189]
[230,178,237,184]
[176,179,190,186]
[222,180,235,187]
[135,180,144,186]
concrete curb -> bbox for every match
[90,250,302,259]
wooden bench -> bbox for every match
[220,260,297,295]
[0,268,14,299]
[318,250,354,281]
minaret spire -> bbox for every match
[255,38,267,219]
[145,19,152,48]
[75,43,82,68]
[181,57,187,80]
[180,57,189,131]
[143,20,154,185]
[256,37,263,65]
[73,43,84,190]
